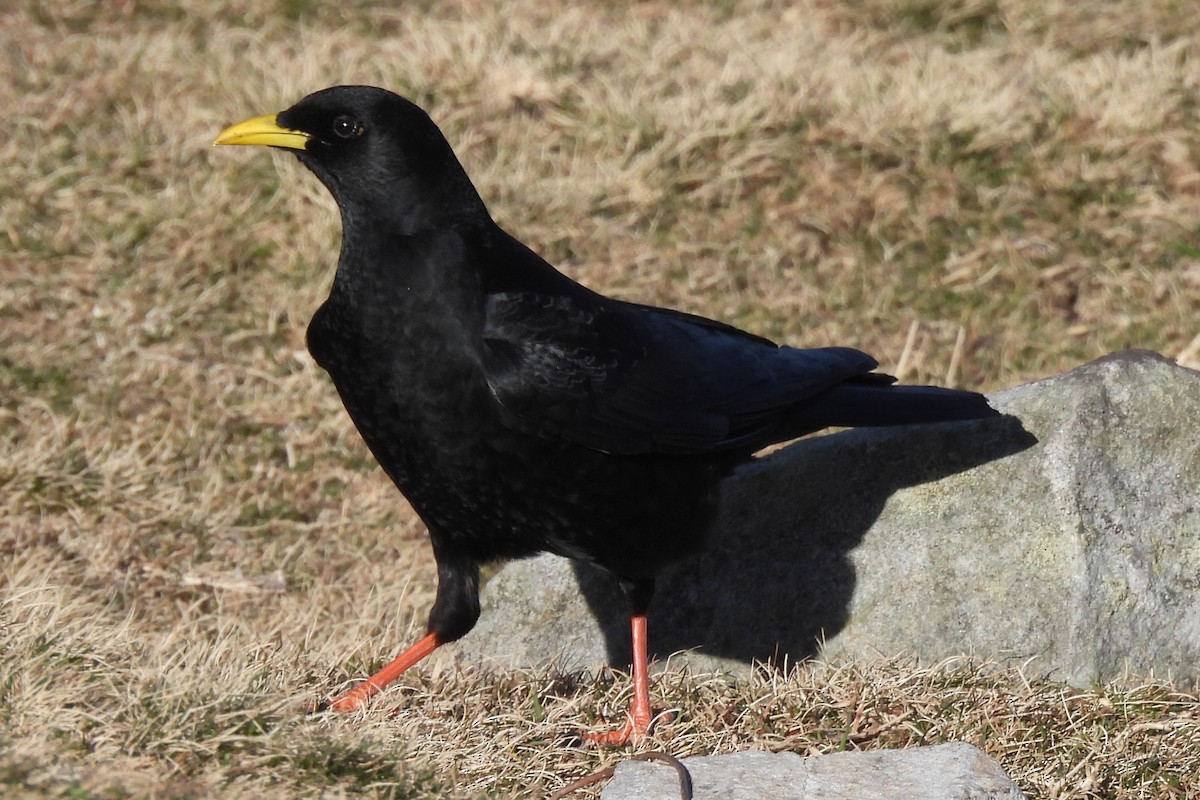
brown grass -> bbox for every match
[2,0,1198,797]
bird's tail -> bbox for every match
[798,380,1000,431]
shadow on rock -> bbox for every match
[573,414,1035,670]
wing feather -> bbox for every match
[482,291,878,455]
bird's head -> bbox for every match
[215,85,486,235]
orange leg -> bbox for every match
[583,613,654,746]
[329,631,442,712]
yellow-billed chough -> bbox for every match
[215,86,999,745]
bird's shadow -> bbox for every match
[572,414,1035,669]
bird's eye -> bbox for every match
[332,115,363,139]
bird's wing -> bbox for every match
[481,291,880,455]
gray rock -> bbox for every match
[453,351,1200,686]
[600,742,1026,800]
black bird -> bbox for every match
[215,86,999,744]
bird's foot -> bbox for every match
[326,681,380,713]
[581,719,640,747]
[581,705,655,747]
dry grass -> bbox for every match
[2,0,1198,797]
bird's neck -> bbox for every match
[340,162,488,240]
[329,217,488,320]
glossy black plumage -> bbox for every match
[218,86,1000,731]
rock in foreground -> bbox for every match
[600,742,1025,800]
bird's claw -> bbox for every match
[581,707,656,747]
[327,682,377,713]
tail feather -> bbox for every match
[797,381,1000,431]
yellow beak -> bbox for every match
[213,113,309,150]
